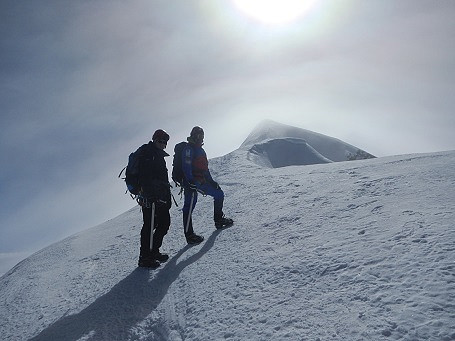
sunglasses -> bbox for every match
[157,140,168,145]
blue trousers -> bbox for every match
[183,182,224,236]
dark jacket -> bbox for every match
[138,142,171,207]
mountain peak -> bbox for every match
[241,120,375,167]
[240,120,309,148]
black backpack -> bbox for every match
[172,142,190,186]
[119,145,146,196]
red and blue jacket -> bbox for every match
[182,143,214,185]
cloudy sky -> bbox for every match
[1,0,454,273]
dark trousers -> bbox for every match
[183,183,224,236]
[140,203,170,259]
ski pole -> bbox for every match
[150,201,155,252]
[185,191,195,234]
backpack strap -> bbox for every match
[118,166,127,179]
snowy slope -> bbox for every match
[242,120,375,165]
[1,146,454,340]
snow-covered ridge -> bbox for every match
[241,120,375,167]
[1,134,454,340]
[248,137,332,167]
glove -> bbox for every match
[137,195,154,208]
[211,181,220,190]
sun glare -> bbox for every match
[232,0,318,25]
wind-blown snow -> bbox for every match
[1,130,454,340]
[248,137,332,167]
[241,120,375,164]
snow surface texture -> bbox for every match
[1,126,454,340]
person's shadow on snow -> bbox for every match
[29,229,223,341]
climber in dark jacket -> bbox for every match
[136,129,172,268]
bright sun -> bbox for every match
[232,0,318,25]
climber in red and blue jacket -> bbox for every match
[182,126,233,244]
